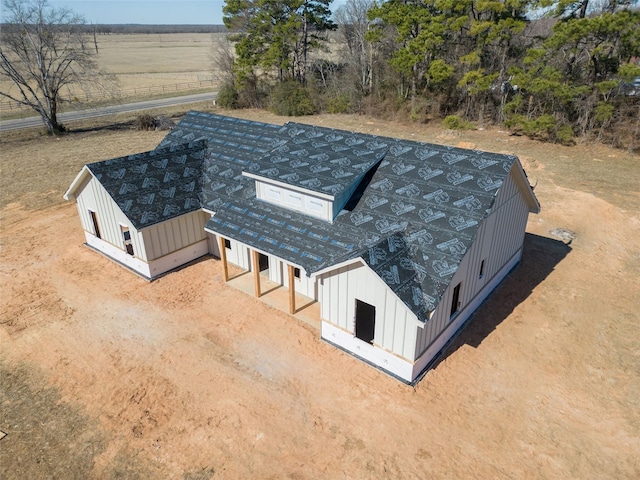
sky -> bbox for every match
[47,0,226,24]
[0,0,346,25]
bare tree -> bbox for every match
[211,33,236,85]
[334,0,375,94]
[0,0,108,134]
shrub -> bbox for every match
[554,124,575,145]
[268,81,315,116]
[135,114,156,131]
[327,95,350,114]
[216,83,239,109]
[443,115,474,130]
[505,114,574,144]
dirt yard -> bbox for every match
[1,109,639,479]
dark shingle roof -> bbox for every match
[88,111,525,321]
[204,134,515,321]
[157,110,282,153]
[250,123,388,201]
[87,141,207,229]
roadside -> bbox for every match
[0,92,217,132]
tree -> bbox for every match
[334,0,375,94]
[368,0,450,103]
[508,0,640,141]
[223,0,336,85]
[454,0,532,122]
[0,0,104,134]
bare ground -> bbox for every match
[1,109,639,479]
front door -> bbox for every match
[355,299,376,344]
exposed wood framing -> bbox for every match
[288,264,296,314]
[252,249,261,297]
[219,236,229,281]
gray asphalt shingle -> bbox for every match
[91,111,520,321]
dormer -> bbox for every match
[243,124,388,222]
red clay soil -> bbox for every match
[1,112,639,479]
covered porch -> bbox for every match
[213,235,322,329]
[224,269,321,330]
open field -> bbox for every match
[1,107,640,479]
[0,33,223,115]
[95,33,220,87]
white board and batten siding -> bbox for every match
[318,260,421,381]
[276,261,317,300]
[73,174,147,259]
[220,237,252,270]
[74,174,209,279]
[320,166,534,382]
[140,210,210,278]
[411,167,531,376]
[253,175,369,224]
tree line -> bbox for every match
[2,0,638,149]
[219,0,640,149]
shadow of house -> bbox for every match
[427,233,571,371]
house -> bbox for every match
[64,111,540,383]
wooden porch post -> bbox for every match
[218,236,229,282]
[252,249,261,297]
[288,264,296,314]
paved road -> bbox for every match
[0,92,218,132]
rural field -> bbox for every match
[0,33,223,114]
[1,31,640,480]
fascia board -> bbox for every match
[63,166,91,201]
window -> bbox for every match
[89,210,101,239]
[479,259,485,279]
[120,225,134,256]
[450,282,461,317]
[294,267,301,279]
[285,191,303,208]
[224,238,231,249]
[265,185,281,201]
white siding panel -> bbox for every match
[224,239,250,270]
[392,306,406,356]
[178,216,190,245]
[147,227,160,259]
[381,290,396,351]
[141,211,208,261]
[319,261,420,361]
[207,233,221,258]
[255,180,332,221]
[270,258,283,284]
[338,267,350,328]
[282,264,317,300]
[75,177,146,261]
[413,169,532,359]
